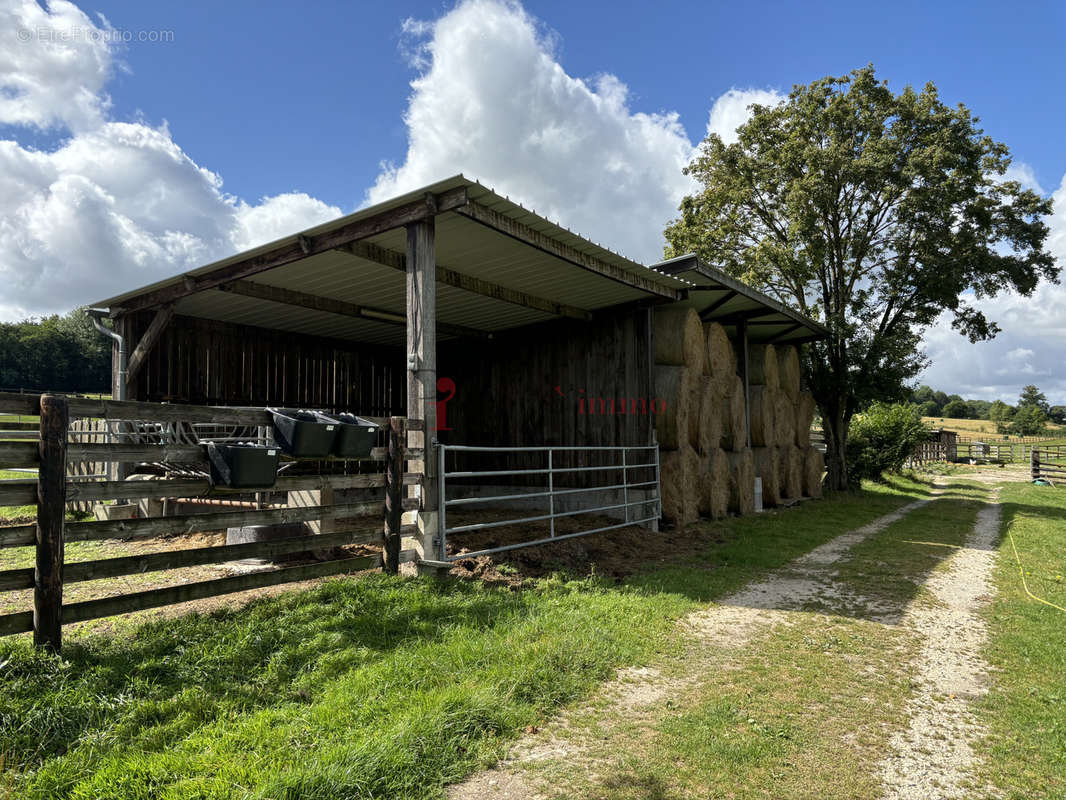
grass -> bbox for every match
[922,416,1065,443]
[974,481,1066,799]
[0,469,36,523]
[0,478,931,799]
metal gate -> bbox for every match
[436,444,661,561]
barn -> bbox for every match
[94,175,827,567]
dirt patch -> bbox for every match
[444,509,726,587]
[879,490,1002,800]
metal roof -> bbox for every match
[96,175,824,347]
[652,254,828,344]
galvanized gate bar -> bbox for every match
[436,443,661,561]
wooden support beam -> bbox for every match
[340,241,593,321]
[217,279,487,339]
[126,304,174,385]
[113,187,468,314]
[406,218,442,570]
[738,320,751,450]
[455,200,680,300]
[698,290,738,320]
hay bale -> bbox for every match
[804,447,825,498]
[660,446,700,527]
[752,446,781,506]
[654,307,704,371]
[795,392,816,447]
[721,375,747,451]
[703,322,737,378]
[699,447,731,519]
[783,446,804,499]
[727,448,755,515]
[774,390,795,448]
[687,376,703,448]
[697,377,724,454]
[748,344,780,390]
[748,385,776,447]
[776,345,801,399]
[654,366,695,449]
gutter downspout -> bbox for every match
[87,308,126,401]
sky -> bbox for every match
[1,0,1064,402]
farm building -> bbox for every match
[94,175,827,566]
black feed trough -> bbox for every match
[325,413,380,458]
[204,442,280,489]
[270,408,339,458]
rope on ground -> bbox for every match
[1006,520,1066,614]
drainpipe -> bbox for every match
[87,308,126,401]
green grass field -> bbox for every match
[0,480,930,800]
[2,473,1064,799]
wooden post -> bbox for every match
[35,394,68,652]
[1032,448,1039,482]
[406,211,442,571]
[383,416,405,574]
[738,319,752,448]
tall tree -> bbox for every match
[664,66,1057,489]
[1018,384,1049,413]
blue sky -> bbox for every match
[1,0,1064,401]
[74,0,1066,209]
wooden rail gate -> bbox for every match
[0,392,424,652]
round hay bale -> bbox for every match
[783,445,804,499]
[697,377,724,454]
[774,390,795,448]
[687,375,703,448]
[752,446,781,506]
[654,365,695,449]
[699,447,731,519]
[776,345,801,399]
[804,447,825,498]
[703,322,736,378]
[654,307,704,371]
[748,344,780,390]
[660,446,700,527]
[720,375,747,451]
[795,392,816,447]
[749,385,776,447]
[727,448,755,515]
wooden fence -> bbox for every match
[1032,448,1066,483]
[0,392,423,652]
[911,440,1066,465]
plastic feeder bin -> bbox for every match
[270,408,339,457]
[327,413,380,458]
[205,442,280,489]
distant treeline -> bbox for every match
[0,309,111,394]
[910,384,1061,435]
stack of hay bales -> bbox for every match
[746,344,826,505]
[654,310,825,524]
[655,310,751,526]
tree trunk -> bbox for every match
[821,399,850,491]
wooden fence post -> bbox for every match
[35,394,68,652]
[383,416,405,574]
[1031,448,1039,482]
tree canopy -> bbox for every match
[664,66,1058,488]
[0,309,111,393]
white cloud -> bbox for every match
[0,0,113,131]
[705,88,783,145]
[919,170,1066,402]
[368,0,699,264]
[0,0,341,320]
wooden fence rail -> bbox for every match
[0,393,420,651]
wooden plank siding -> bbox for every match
[437,307,654,487]
[126,313,406,415]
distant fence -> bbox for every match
[0,392,424,652]
[911,440,1066,466]
[1032,449,1066,483]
